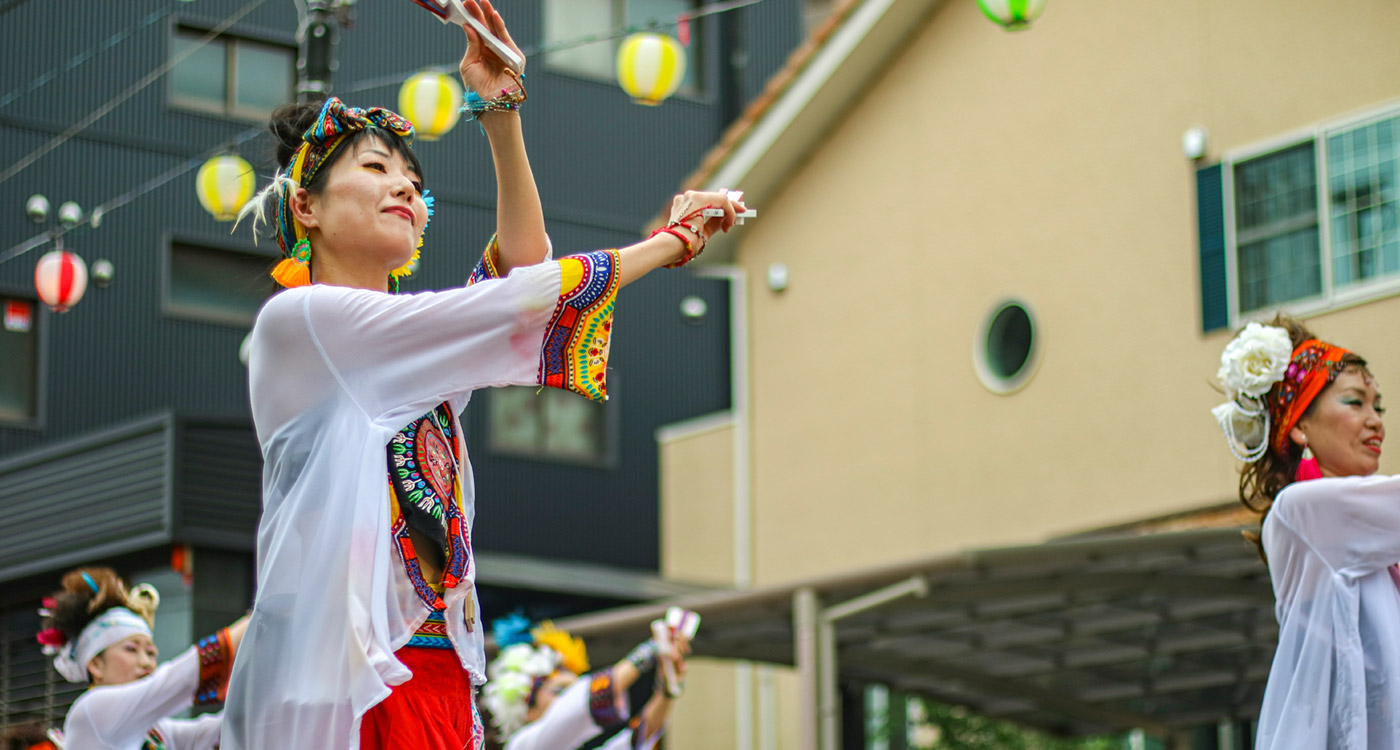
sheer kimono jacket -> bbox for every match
[1257,474,1400,749]
[222,247,620,750]
[62,629,233,750]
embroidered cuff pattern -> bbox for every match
[539,249,620,402]
[195,627,233,705]
[588,670,626,728]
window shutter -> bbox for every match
[1196,164,1229,332]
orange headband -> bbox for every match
[1270,339,1351,455]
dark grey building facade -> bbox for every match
[0,0,812,730]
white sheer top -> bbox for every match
[63,647,222,750]
[222,249,619,750]
[1257,474,1400,749]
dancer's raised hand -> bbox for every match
[458,0,524,95]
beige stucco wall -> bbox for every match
[658,0,1400,745]
[659,419,737,586]
[727,0,1400,586]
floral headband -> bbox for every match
[1213,322,1350,462]
[253,97,433,290]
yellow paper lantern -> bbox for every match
[617,33,687,106]
[195,154,255,222]
[399,71,463,141]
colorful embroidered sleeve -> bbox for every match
[194,628,234,705]
[539,249,619,402]
[467,234,505,285]
[588,670,626,728]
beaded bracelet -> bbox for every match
[460,81,528,129]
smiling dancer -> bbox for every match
[36,567,248,750]
[219,0,740,746]
[1212,314,1396,748]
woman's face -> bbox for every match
[1293,367,1385,477]
[526,670,577,722]
[301,136,427,275]
[87,634,157,686]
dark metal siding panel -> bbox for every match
[0,417,171,582]
[174,422,263,549]
[0,0,800,571]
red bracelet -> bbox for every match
[651,226,705,268]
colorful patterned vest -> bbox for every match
[386,402,475,627]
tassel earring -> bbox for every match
[1296,444,1323,482]
[272,237,312,288]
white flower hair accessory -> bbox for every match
[1212,322,1294,462]
[481,643,561,740]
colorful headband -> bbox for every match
[1270,340,1351,455]
[269,97,428,289]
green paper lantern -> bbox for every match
[977,0,1047,30]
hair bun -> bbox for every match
[125,583,160,626]
[268,99,329,168]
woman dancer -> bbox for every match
[1212,314,1393,748]
[480,622,688,750]
[36,567,248,750]
[220,1,741,746]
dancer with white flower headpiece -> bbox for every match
[35,566,249,750]
[1211,314,1395,748]
[480,619,689,750]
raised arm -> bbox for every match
[458,0,549,273]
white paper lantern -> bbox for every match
[617,33,687,106]
[399,70,463,141]
[34,249,88,312]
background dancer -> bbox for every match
[1212,314,1394,748]
[480,621,689,750]
[36,567,247,750]
[221,1,742,745]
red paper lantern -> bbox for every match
[34,249,88,312]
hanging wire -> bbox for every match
[341,0,767,94]
[0,0,268,187]
[0,0,769,263]
[0,7,175,112]
[0,127,263,265]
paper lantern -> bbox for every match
[34,249,88,312]
[617,33,687,106]
[977,0,1047,30]
[399,71,463,141]
[195,154,255,221]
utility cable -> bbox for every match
[0,127,262,265]
[0,0,267,187]
[342,0,767,94]
[0,8,175,111]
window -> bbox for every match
[974,300,1039,394]
[169,27,294,119]
[1218,107,1400,321]
[165,241,276,327]
[0,298,40,424]
[490,386,614,464]
[544,0,702,94]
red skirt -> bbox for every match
[359,645,481,750]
